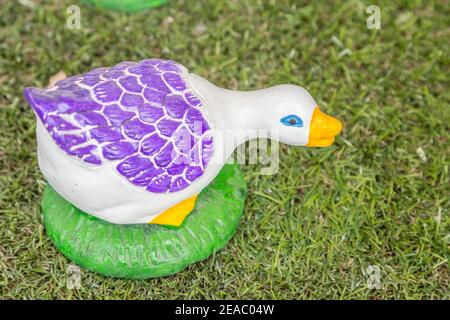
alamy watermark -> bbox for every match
[161,125,282,175]
[66,264,81,289]
[365,265,382,289]
[66,5,81,30]
[366,5,381,30]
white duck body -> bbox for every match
[32,61,341,225]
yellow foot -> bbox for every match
[149,194,198,227]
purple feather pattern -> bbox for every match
[24,59,214,193]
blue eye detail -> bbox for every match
[280,115,303,127]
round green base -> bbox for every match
[80,0,168,12]
[42,164,247,279]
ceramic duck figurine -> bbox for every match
[24,59,342,227]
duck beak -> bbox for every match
[306,107,342,147]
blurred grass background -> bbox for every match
[0,0,449,299]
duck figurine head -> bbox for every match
[274,87,342,147]
[188,74,342,149]
[24,59,342,227]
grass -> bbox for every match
[0,0,449,299]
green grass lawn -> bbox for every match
[0,0,449,299]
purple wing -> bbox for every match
[24,59,214,194]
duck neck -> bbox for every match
[188,73,272,134]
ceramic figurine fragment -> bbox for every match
[24,59,342,278]
[81,0,167,12]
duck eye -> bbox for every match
[280,115,303,127]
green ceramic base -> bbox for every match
[42,164,247,279]
[80,0,168,12]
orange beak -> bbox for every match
[307,107,342,147]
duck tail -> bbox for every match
[23,87,52,122]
